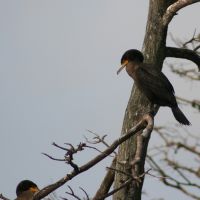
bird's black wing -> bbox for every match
[135,64,176,106]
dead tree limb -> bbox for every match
[166,47,200,70]
[162,0,200,26]
[147,124,200,200]
[32,115,151,200]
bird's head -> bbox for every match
[16,180,39,197]
[117,49,144,74]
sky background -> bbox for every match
[0,1,199,200]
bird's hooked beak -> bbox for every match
[117,60,129,75]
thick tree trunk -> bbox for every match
[113,1,174,199]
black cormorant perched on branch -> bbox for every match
[15,180,39,200]
[117,49,190,125]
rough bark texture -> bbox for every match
[113,1,175,199]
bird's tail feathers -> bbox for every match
[172,106,191,125]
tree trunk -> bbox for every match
[113,1,175,199]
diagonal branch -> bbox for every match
[165,47,200,70]
[162,0,200,26]
[93,157,116,200]
[96,178,133,200]
[96,169,151,200]
[32,117,149,200]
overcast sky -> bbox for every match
[0,1,199,200]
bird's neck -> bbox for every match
[126,61,140,78]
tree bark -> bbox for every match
[113,1,175,200]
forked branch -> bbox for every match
[166,47,200,70]
[32,115,151,200]
[163,0,200,26]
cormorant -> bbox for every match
[117,49,190,125]
[15,180,39,200]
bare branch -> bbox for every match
[42,153,66,162]
[95,169,151,200]
[176,96,200,110]
[194,44,200,51]
[148,155,200,200]
[163,0,200,26]
[32,116,150,200]
[166,47,200,70]
[95,178,133,200]
[62,186,89,200]
[65,186,82,200]
[79,187,90,200]
[169,31,200,52]
[93,158,116,200]
[43,142,88,171]
[85,130,110,148]
[183,29,197,48]
[131,114,154,180]
[148,124,200,200]
[84,130,117,156]
[147,171,169,180]
[84,145,110,155]
[52,142,69,151]
[165,158,200,180]
[169,66,200,81]
[181,29,200,51]
[106,166,132,178]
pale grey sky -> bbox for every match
[0,1,199,199]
